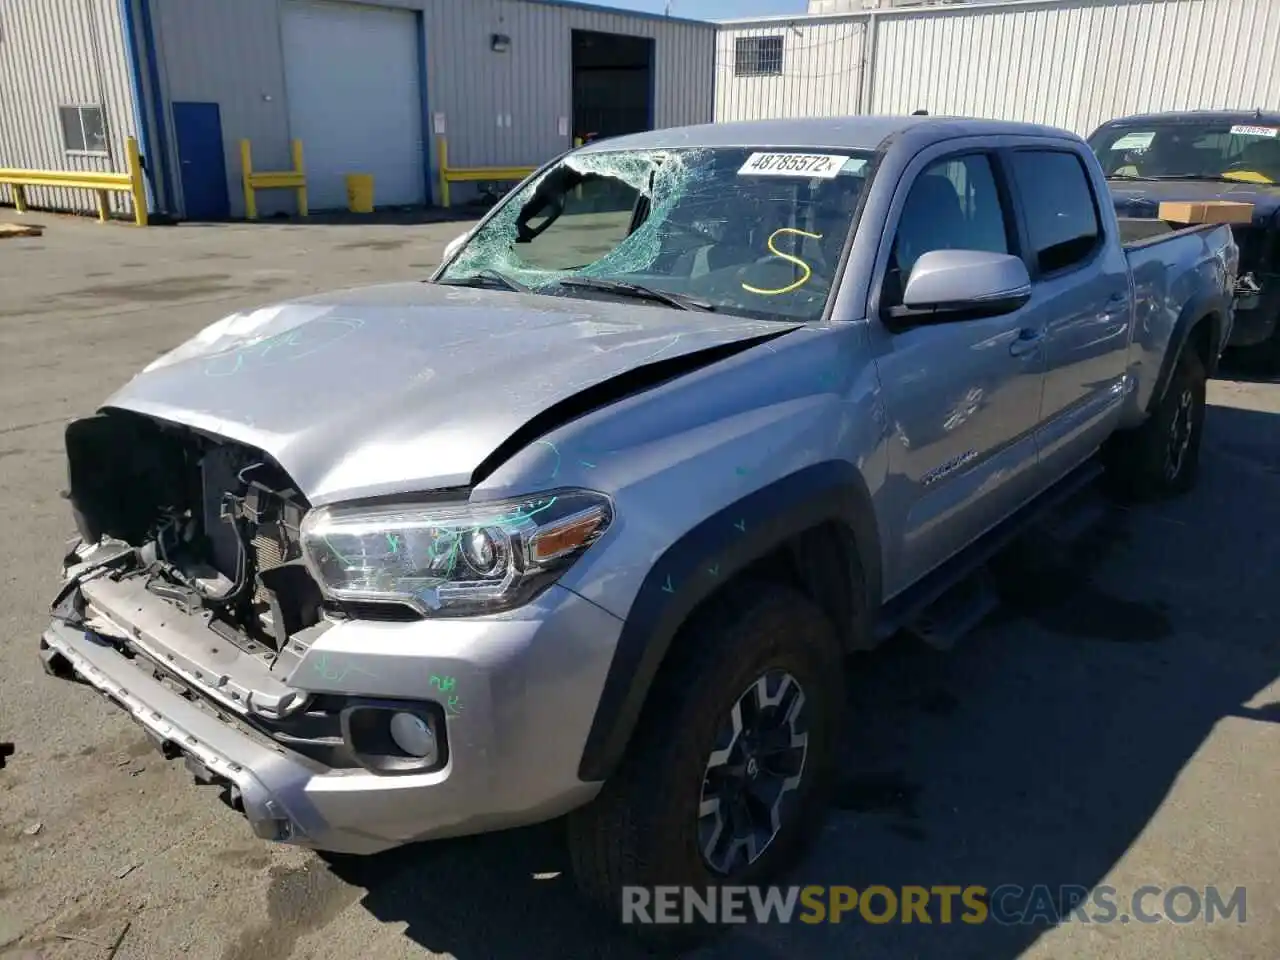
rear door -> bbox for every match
[1003,146,1131,483]
[867,141,1049,597]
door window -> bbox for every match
[1008,150,1102,275]
[884,153,1011,307]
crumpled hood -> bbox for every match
[1108,180,1280,227]
[106,281,793,505]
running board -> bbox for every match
[875,458,1106,646]
[904,568,999,651]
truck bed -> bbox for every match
[1118,217,1219,248]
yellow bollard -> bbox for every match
[291,139,307,217]
[345,173,374,213]
[125,136,148,226]
[437,136,450,208]
[240,139,257,220]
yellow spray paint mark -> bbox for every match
[1222,170,1275,184]
[741,228,824,296]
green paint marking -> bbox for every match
[447,695,463,716]
[580,460,596,469]
[430,674,457,692]
[661,575,675,594]
[734,519,746,533]
[707,564,720,577]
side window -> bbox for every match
[1008,150,1101,275]
[884,153,1010,307]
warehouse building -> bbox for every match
[0,0,716,220]
[716,0,1280,133]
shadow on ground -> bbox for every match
[315,402,1280,960]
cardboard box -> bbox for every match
[1158,200,1254,225]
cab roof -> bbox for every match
[574,115,1080,154]
[1093,108,1280,130]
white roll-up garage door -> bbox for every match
[281,0,425,210]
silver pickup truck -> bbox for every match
[41,116,1236,928]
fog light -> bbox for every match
[388,712,437,760]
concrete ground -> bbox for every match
[0,210,1277,960]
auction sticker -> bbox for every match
[1230,124,1278,138]
[1111,131,1155,150]
[738,152,850,178]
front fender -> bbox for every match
[575,460,880,783]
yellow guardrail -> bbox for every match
[241,139,307,220]
[436,136,537,208]
[0,136,148,226]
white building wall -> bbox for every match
[715,20,866,121]
[716,0,1280,136]
[872,0,1280,134]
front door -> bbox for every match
[172,101,230,221]
[869,148,1048,597]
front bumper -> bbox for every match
[41,582,621,855]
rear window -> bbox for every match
[1008,150,1101,274]
[1089,121,1280,184]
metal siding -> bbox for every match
[0,0,141,216]
[871,0,1280,134]
[715,20,865,122]
[148,0,292,218]
[143,0,712,214]
[716,0,1280,137]
[423,0,715,169]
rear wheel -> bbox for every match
[567,581,845,942]
[1104,346,1207,500]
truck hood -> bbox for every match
[106,281,795,505]
[1107,179,1280,226]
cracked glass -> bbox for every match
[438,146,876,322]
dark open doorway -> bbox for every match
[571,29,654,145]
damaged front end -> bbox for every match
[42,409,445,802]
[54,408,326,667]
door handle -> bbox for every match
[1009,328,1045,357]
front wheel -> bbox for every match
[567,582,844,940]
[1104,346,1207,500]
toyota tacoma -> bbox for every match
[41,116,1237,927]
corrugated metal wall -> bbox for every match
[714,20,865,121]
[425,0,717,169]
[715,0,1280,133]
[145,0,716,216]
[148,0,295,218]
[0,0,140,216]
[871,0,1280,132]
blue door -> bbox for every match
[172,101,230,220]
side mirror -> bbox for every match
[895,249,1032,322]
[442,230,471,263]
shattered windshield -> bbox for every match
[437,146,875,321]
[1089,121,1280,183]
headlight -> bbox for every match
[299,489,613,616]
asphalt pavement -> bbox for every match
[0,210,1276,960]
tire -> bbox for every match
[1104,346,1207,501]
[1251,325,1280,378]
[567,580,845,943]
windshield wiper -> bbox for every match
[1106,173,1157,181]
[436,269,531,293]
[552,277,716,312]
